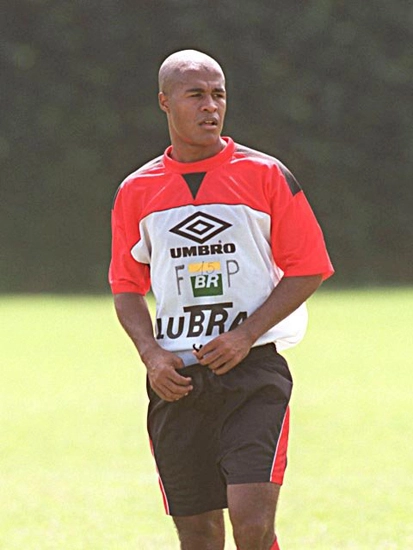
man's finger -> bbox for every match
[212,359,238,375]
[196,347,224,366]
[169,370,192,386]
[153,380,192,401]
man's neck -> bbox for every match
[169,138,226,163]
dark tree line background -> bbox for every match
[1,0,412,292]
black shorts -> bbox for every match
[147,344,293,517]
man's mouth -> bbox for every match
[200,119,218,127]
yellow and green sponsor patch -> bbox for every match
[188,261,223,297]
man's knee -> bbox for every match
[232,515,275,549]
[173,510,225,550]
[228,482,280,550]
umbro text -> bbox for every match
[170,242,236,259]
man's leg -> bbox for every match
[228,482,281,550]
[173,509,225,550]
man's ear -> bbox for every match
[158,92,169,113]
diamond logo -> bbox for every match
[169,212,232,244]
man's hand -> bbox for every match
[192,327,253,375]
[144,346,193,402]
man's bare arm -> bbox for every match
[114,293,193,401]
[193,274,323,374]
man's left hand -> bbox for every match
[192,329,253,375]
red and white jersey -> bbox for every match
[109,137,334,365]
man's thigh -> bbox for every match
[148,371,227,516]
[227,482,280,521]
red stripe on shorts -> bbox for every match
[149,438,170,514]
[270,406,290,484]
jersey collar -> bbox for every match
[163,137,235,174]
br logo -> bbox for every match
[189,261,223,297]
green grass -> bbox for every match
[1,289,412,549]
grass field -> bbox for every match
[1,289,412,549]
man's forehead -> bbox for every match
[176,67,225,88]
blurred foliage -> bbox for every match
[1,0,412,291]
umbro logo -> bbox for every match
[169,212,232,244]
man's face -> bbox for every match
[159,66,227,162]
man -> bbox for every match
[109,49,334,550]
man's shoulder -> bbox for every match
[233,142,286,170]
[233,142,302,195]
[234,142,276,161]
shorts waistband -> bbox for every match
[177,342,277,368]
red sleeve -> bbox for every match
[270,169,334,281]
[108,185,151,295]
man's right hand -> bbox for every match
[144,347,193,402]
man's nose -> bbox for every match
[201,95,218,111]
